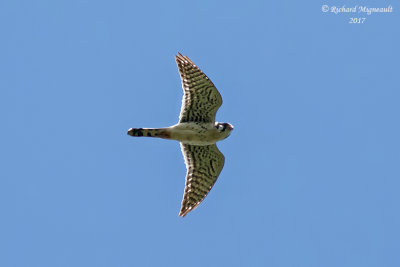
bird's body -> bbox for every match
[128,122,232,146]
[127,53,233,217]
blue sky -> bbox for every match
[1,1,399,266]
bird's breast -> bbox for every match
[169,123,221,145]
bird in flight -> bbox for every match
[127,53,233,217]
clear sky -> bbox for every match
[1,1,399,266]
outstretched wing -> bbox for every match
[179,143,225,217]
[175,53,223,123]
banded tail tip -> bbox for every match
[127,128,143,137]
[127,128,170,138]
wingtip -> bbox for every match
[175,53,196,67]
[175,52,185,62]
[179,206,193,217]
[178,209,189,218]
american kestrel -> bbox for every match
[127,53,233,217]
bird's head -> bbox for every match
[215,122,234,139]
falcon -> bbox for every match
[127,53,234,217]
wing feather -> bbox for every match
[175,53,222,123]
[179,143,225,217]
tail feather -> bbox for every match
[127,128,170,139]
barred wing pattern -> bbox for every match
[179,143,225,217]
[175,53,223,123]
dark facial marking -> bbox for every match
[222,124,227,131]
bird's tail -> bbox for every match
[127,128,171,139]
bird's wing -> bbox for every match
[175,53,223,123]
[179,143,225,217]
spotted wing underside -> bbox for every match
[175,53,223,123]
[179,143,225,217]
